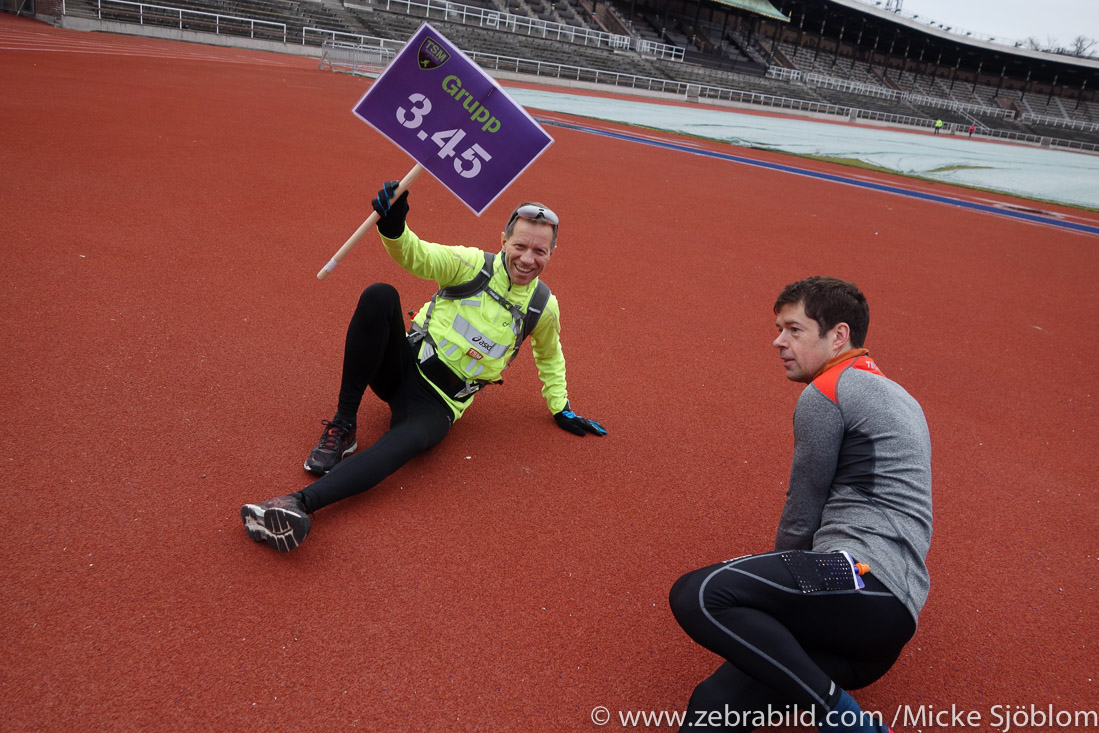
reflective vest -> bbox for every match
[381,227,569,420]
[409,251,550,400]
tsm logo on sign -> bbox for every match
[417,38,450,70]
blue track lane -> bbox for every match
[537,117,1099,238]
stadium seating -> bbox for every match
[57,0,1099,146]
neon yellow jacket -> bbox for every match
[381,226,569,421]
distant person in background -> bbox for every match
[933,119,943,135]
[669,277,933,733]
[968,123,975,138]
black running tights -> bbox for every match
[669,551,915,732]
[298,283,453,513]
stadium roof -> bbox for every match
[766,0,1098,87]
[710,0,789,23]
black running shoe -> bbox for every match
[304,418,357,475]
[241,494,312,552]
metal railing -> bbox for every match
[466,51,688,92]
[318,39,394,74]
[803,71,898,100]
[903,91,1014,119]
[978,126,1099,152]
[304,25,403,51]
[767,65,1015,119]
[358,0,684,60]
[91,0,681,61]
[695,84,851,117]
[96,0,286,41]
[1019,112,1099,133]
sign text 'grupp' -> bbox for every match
[441,75,500,133]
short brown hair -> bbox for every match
[774,276,869,348]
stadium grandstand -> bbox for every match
[9,0,1099,147]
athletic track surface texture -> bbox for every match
[2,13,1096,732]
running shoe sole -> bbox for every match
[241,504,270,543]
[240,503,311,552]
[303,440,358,475]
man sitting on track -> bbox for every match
[669,277,932,733]
[241,181,606,552]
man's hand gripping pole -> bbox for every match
[316,164,424,280]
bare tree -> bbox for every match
[1069,35,1097,58]
[1023,36,1044,51]
[1022,34,1095,58]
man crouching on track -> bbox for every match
[669,277,932,733]
[241,181,606,553]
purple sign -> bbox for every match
[352,23,553,215]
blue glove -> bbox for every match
[371,180,408,238]
[554,408,607,437]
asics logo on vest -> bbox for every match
[452,315,509,359]
[472,334,497,351]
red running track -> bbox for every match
[2,13,1097,731]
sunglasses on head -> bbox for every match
[507,204,559,229]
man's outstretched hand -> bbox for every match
[554,408,607,437]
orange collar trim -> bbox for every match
[813,348,870,381]
[811,349,876,404]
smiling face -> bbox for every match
[500,218,553,286]
[772,301,850,383]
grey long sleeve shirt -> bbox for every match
[774,354,933,623]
